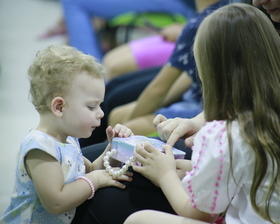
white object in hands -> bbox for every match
[104,136,186,177]
[111,135,186,163]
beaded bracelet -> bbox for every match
[76,176,95,199]
[103,149,135,178]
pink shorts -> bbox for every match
[129,35,175,70]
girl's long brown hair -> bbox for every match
[194,4,280,223]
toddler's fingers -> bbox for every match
[124,171,134,177]
[111,180,127,189]
[112,123,122,134]
[122,128,133,137]
[106,126,114,142]
[115,125,133,138]
[114,172,133,181]
[112,168,134,177]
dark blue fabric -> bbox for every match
[167,0,232,101]
[154,0,231,119]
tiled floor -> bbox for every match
[0,0,66,216]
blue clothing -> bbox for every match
[1,130,85,224]
[61,0,196,60]
[155,0,231,119]
[156,88,203,119]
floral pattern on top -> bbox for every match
[1,130,85,224]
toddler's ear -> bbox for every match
[51,96,65,118]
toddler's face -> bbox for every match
[62,71,105,139]
[253,0,280,22]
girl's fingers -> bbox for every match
[134,142,153,158]
[134,144,147,164]
[162,144,174,157]
[153,114,167,128]
[142,142,159,154]
[131,163,143,173]
[184,135,195,147]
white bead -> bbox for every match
[113,172,118,178]
[106,166,112,172]
[122,164,128,171]
[104,149,134,177]
[106,151,112,157]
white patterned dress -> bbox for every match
[182,120,280,223]
[0,130,86,224]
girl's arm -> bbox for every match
[128,66,183,120]
[175,159,193,180]
[158,169,218,222]
[161,72,192,107]
[132,143,218,223]
[124,210,210,224]
[26,149,131,215]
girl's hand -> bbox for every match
[153,114,199,147]
[106,124,134,142]
[160,23,184,42]
[132,142,177,187]
[175,159,192,180]
[89,169,133,190]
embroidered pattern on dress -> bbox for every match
[186,121,226,213]
[210,121,226,214]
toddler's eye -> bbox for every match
[88,106,95,110]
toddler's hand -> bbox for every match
[106,124,134,142]
[91,169,133,190]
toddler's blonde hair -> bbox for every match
[28,45,105,113]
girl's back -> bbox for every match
[183,120,279,223]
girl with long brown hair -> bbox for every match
[126,3,280,224]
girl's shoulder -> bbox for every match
[202,120,227,130]
[199,119,240,139]
[198,120,228,140]
[195,120,253,166]
[195,120,248,157]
